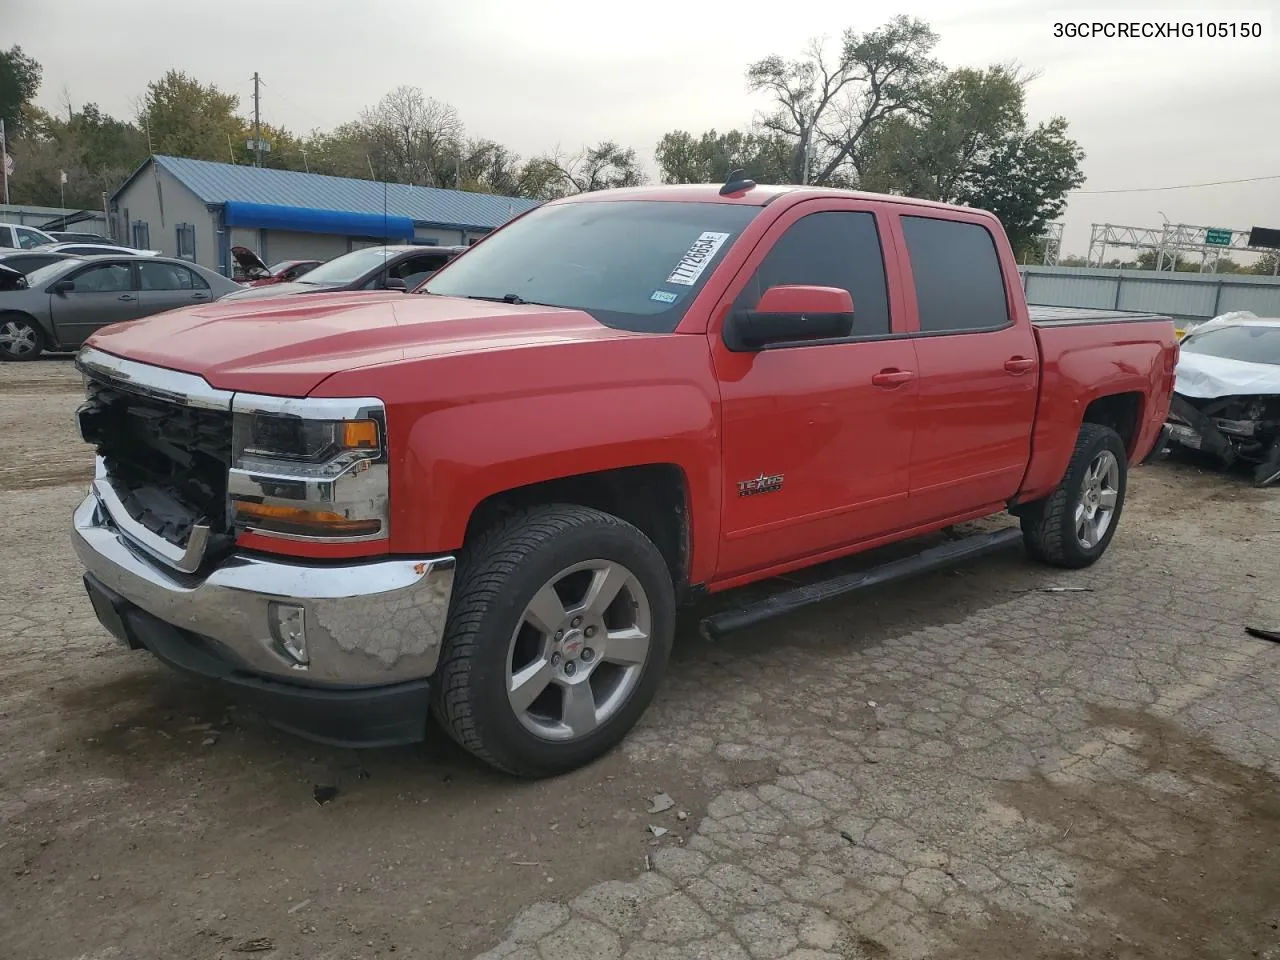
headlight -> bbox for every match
[228,396,389,542]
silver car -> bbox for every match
[0,255,241,361]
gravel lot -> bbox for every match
[1,357,1278,960]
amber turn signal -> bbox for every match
[341,420,380,450]
[233,500,382,537]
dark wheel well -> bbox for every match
[1083,392,1143,458]
[464,464,692,598]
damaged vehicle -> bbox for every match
[1166,315,1280,486]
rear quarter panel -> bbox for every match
[1018,320,1177,503]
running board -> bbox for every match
[699,527,1024,641]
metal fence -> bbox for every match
[0,203,110,237]
[1018,265,1280,323]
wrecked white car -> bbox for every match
[1165,314,1280,486]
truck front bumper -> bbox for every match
[71,491,456,747]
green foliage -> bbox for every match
[655,129,791,184]
[0,45,41,137]
[139,70,243,161]
[956,116,1086,256]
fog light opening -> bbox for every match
[269,602,309,667]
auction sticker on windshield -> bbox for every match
[666,232,731,286]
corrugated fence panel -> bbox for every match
[1018,266,1280,321]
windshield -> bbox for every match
[268,261,297,273]
[25,258,83,287]
[297,247,395,285]
[421,200,761,332]
[1181,325,1280,366]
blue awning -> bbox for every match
[222,200,415,239]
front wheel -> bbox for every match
[0,314,45,361]
[1020,423,1128,569]
[431,504,675,777]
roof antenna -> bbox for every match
[720,168,756,196]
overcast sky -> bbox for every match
[10,0,1278,257]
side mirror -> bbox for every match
[53,279,75,295]
[723,284,854,351]
[383,277,407,292]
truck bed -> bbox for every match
[1029,305,1173,326]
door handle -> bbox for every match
[871,369,915,388]
[191,293,208,299]
[117,294,137,301]
[1004,357,1036,375]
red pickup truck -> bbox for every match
[71,176,1177,777]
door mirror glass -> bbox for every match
[724,284,854,351]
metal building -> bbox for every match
[110,155,541,277]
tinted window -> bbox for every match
[1181,325,1280,366]
[0,229,12,248]
[72,262,133,293]
[423,201,760,333]
[901,216,1010,334]
[394,253,452,288]
[16,227,48,249]
[734,211,890,337]
[140,262,208,290]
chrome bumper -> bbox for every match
[71,492,455,686]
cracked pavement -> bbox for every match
[1,360,1278,960]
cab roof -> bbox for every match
[553,182,979,214]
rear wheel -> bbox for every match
[0,314,45,361]
[1020,423,1128,569]
[431,504,675,777]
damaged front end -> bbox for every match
[1166,393,1280,486]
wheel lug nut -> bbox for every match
[564,661,577,676]
[571,616,583,628]
[551,653,562,666]
[581,648,594,662]
[554,630,564,641]
[584,626,596,638]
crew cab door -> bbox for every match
[710,201,919,579]
[48,260,144,347]
[892,213,1039,522]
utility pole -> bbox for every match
[252,71,262,167]
[1,119,9,206]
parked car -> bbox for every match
[0,223,59,250]
[220,244,465,301]
[69,178,1177,777]
[36,241,160,257]
[49,231,112,243]
[229,246,323,286]
[0,254,241,360]
[0,249,82,276]
[1164,313,1280,485]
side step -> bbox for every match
[698,527,1024,641]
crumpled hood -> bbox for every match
[84,291,633,396]
[1174,351,1280,400]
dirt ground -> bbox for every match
[1,357,1277,960]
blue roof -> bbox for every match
[121,155,541,231]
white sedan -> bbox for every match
[1165,313,1280,486]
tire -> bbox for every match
[431,504,675,778]
[0,313,45,361]
[1020,423,1128,569]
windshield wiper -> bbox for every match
[465,293,529,305]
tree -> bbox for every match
[745,16,941,185]
[858,65,1029,200]
[139,70,243,161]
[0,45,42,138]
[525,142,645,199]
[1250,252,1279,276]
[358,86,463,187]
[956,117,1085,258]
[654,128,792,184]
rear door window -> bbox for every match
[901,216,1011,334]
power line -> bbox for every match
[1072,174,1280,195]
